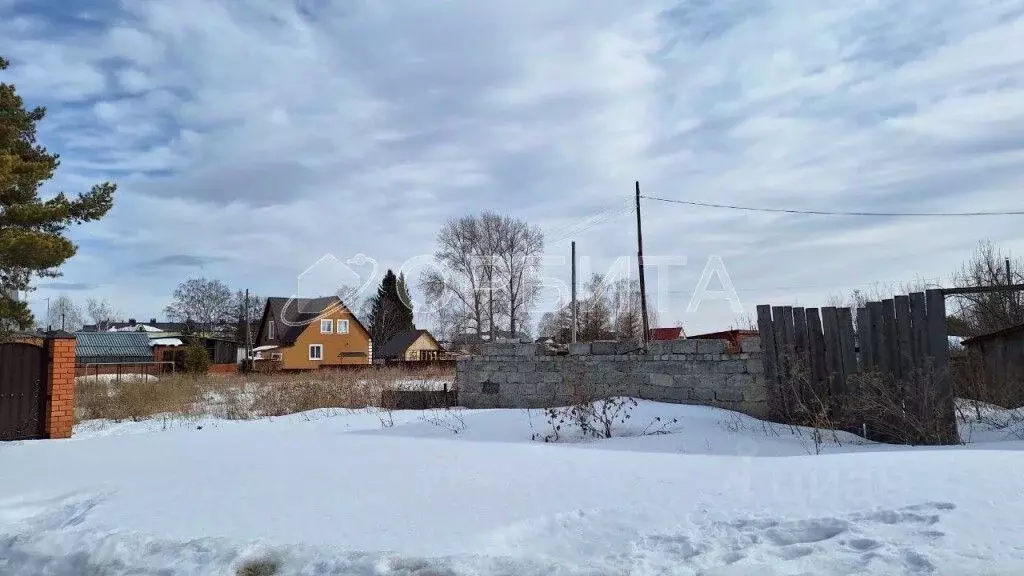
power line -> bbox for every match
[641,195,1024,217]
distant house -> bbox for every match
[376,329,444,362]
[151,333,239,374]
[253,296,371,370]
[687,329,759,351]
[649,327,685,341]
[81,318,188,333]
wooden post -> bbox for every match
[881,299,897,377]
[856,307,872,371]
[244,289,252,371]
[806,308,826,396]
[867,301,884,373]
[837,307,858,398]
[571,241,577,344]
[756,305,780,416]
[894,295,913,381]
[821,307,841,398]
[793,307,808,364]
[635,181,650,346]
[925,289,955,443]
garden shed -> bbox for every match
[74,331,156,377]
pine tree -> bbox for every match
[0,56,116,330]
[369,269,415,350]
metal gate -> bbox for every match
[0,342,47,441]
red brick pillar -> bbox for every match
[44,332,77,439]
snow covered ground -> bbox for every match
[3,401,1024,575]
[74,373,160,384]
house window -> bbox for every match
[320,319,333,334]
[337,319,349,334]
[268,320,275,340]
[271,352,282,360]
[309,344,323,360]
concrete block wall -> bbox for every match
[456,337,768,418]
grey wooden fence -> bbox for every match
[756,288,957,445]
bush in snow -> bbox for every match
[530,369,677,442]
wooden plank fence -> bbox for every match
[756,288,957,445]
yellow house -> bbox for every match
[254,296,371,369]
[376,329,444,362]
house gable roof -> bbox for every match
[376,329,439,359]
[649,327,684,341]
[257,296,370,345]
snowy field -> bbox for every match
[2,400,1024,575]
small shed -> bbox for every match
[75,332,156,376]
[961,324,1024,406]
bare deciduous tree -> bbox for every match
[47,294,84,331]
[951,240,1024,336]
[497,215,543,337]
[421,216,486,337]
[421,212,543,341]
[86,297,119,328]
[164,278,234,333]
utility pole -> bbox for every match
[635,181,651,346]
[571,241,578,343]
[45,297,51,329]
[1007,258,1015,314]
[244,289,253,370]
[61,313,65,332]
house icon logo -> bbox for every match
[286,253,378,323]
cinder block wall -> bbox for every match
[45,334,77,439]
[456,337,768,418]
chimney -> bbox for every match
[150,318,157,324]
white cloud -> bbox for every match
[2,0,1023,333]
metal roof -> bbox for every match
[75,331,155,362]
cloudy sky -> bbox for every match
[3,0,1024,334]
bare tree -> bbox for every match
[86,297,119,329]
[952,240,1024,335]
[422,212,544,341]
[231,290,265,343]
[496,215,544,338]
[478,212,503,341]
[164,278,234,333]
[608,277,658,343]
[47,294,84,331]
[420,215,487,338]
[577,274,613,341]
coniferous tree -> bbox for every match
[1,56,116,330]
[369,269,414,350]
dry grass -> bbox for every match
[74,365,455,425]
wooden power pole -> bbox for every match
[571,241,578,343]
[636,181,650,345]
[244,289,252,369]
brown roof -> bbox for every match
[649,327,684,341]
[376,329,440,359]
[257,296,369,345]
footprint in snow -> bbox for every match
[626,502,956,574]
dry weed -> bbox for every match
[74,365,455,425]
